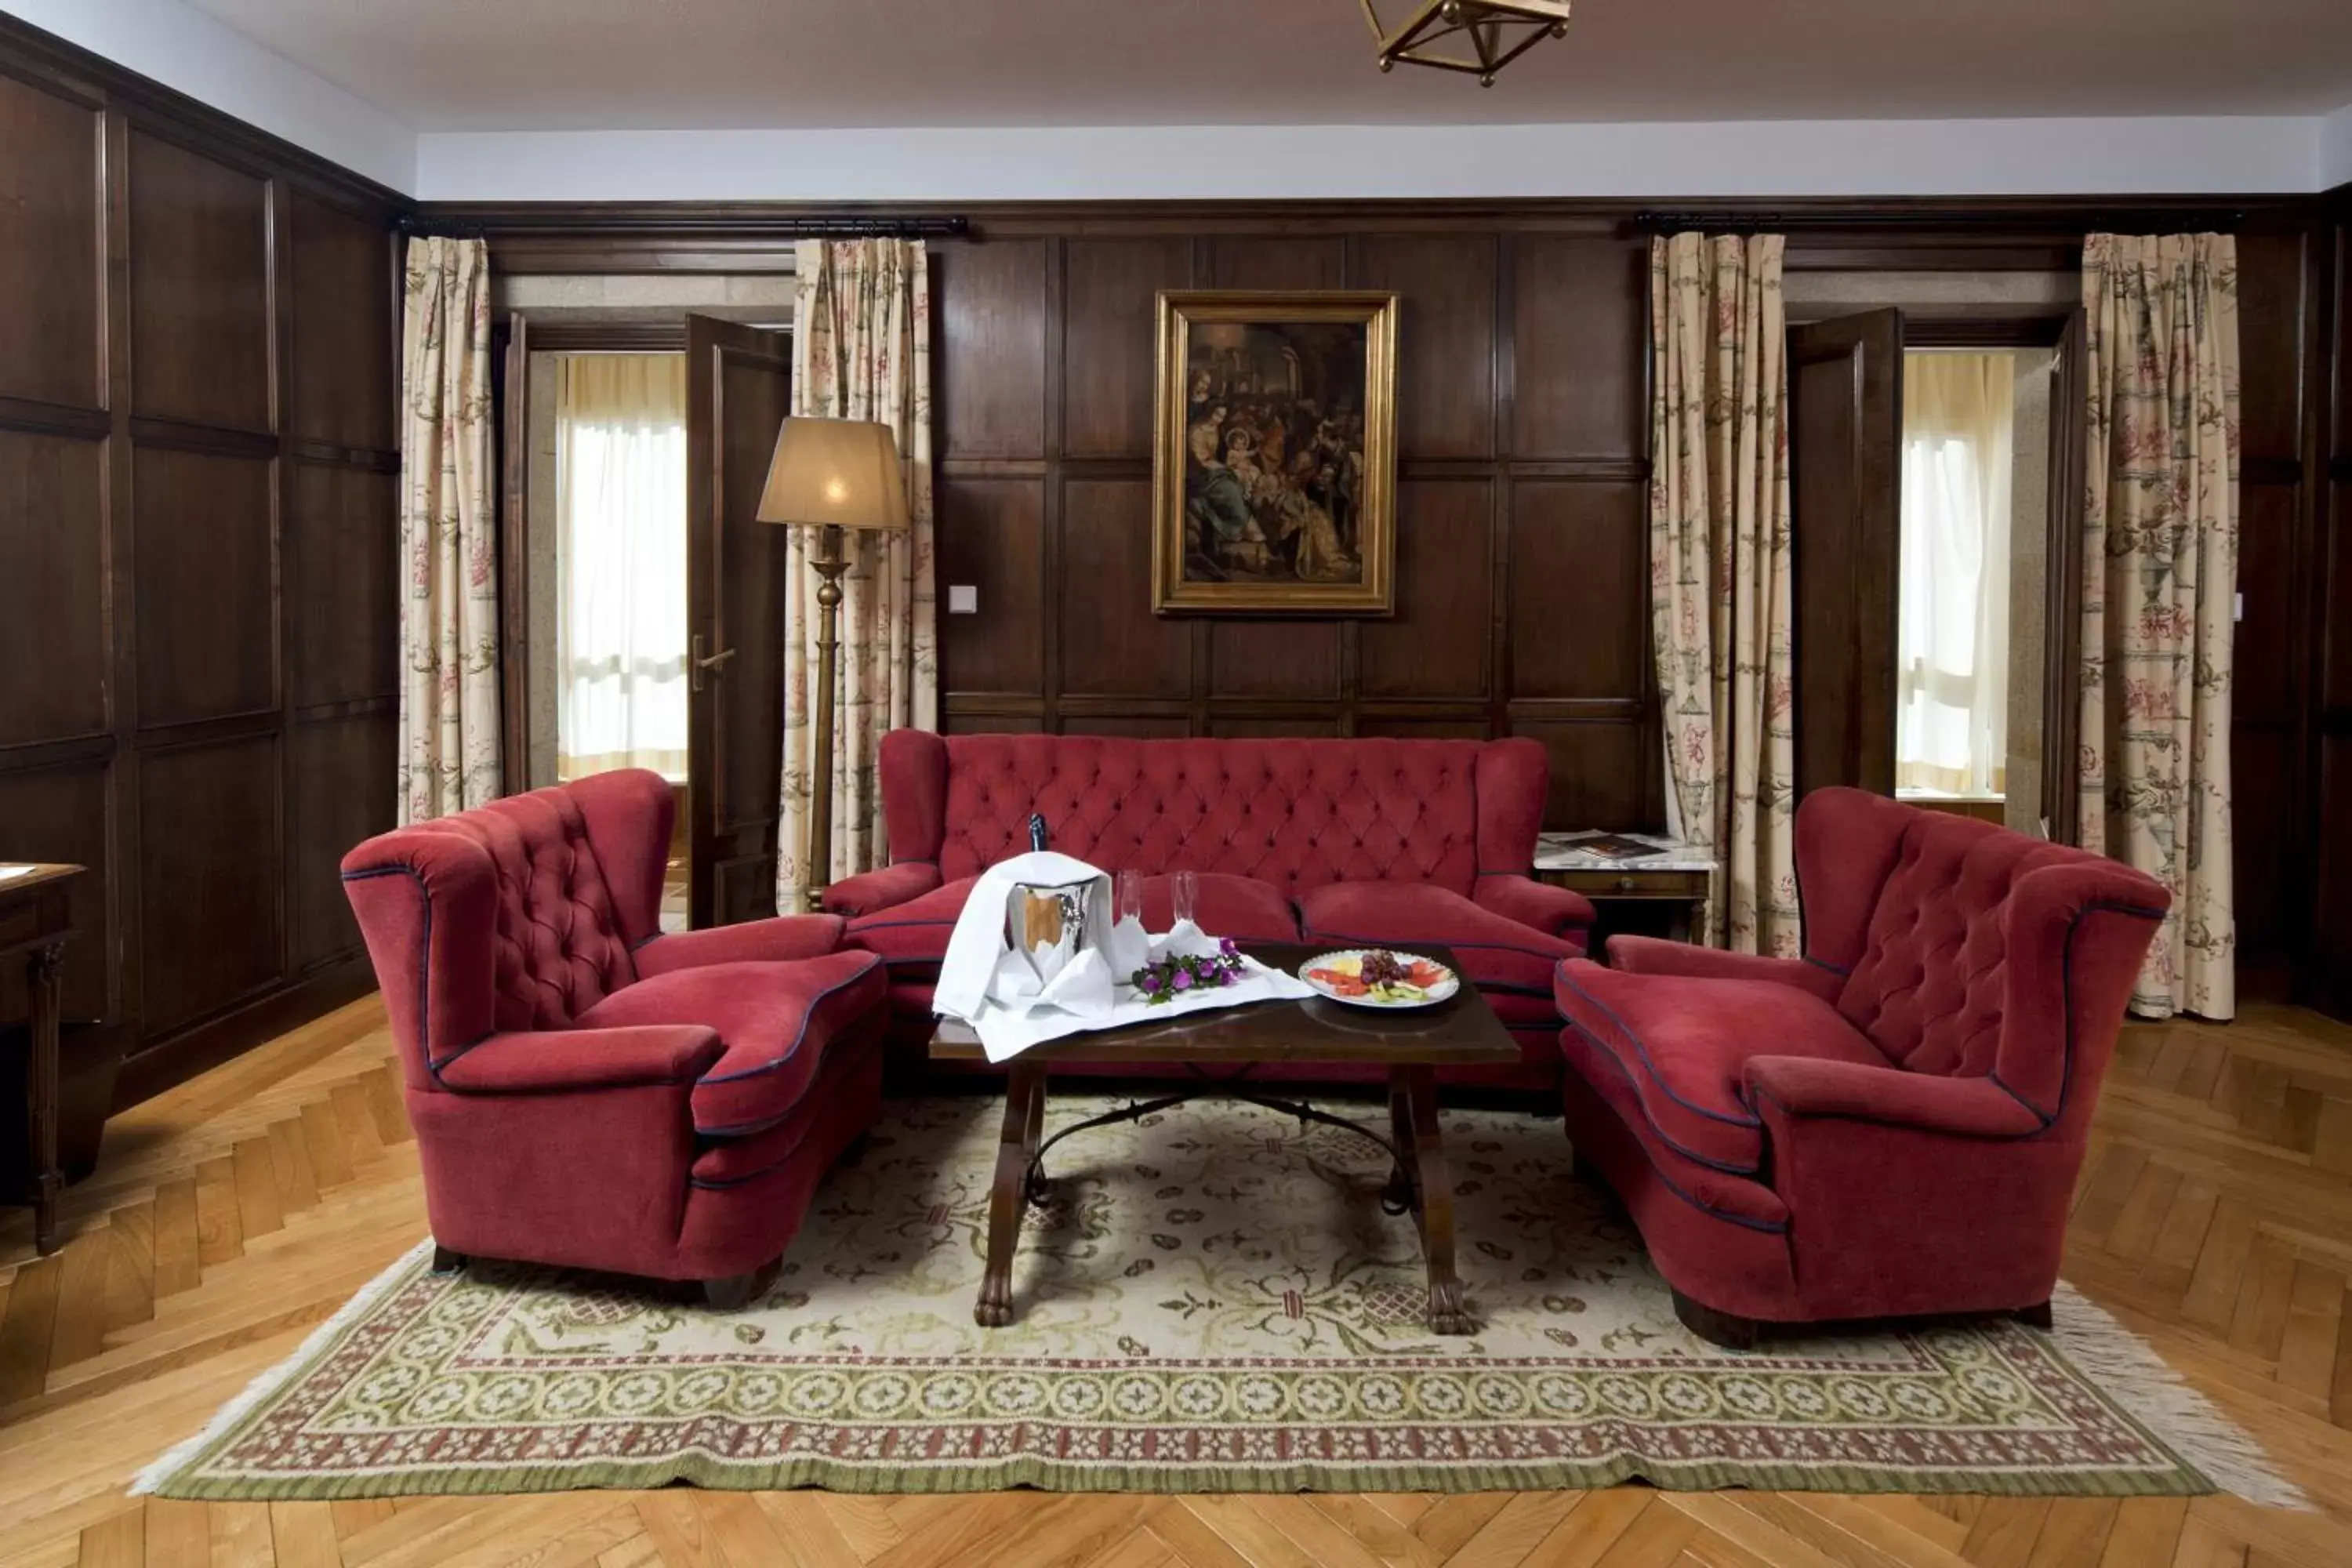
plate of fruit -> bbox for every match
[1299,949,1460,1010]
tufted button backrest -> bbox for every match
[1836,811,2072,1076]
[934,736,1489,897]
[417,786,637,1032]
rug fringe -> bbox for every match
[132,1236,435,1497]
[2052,1281,2309,1511]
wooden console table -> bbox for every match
[2,863,82,1255]
[1534,831,1711,946]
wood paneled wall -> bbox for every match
[2230,227,2328,978]
[2307,188,2352,1018]
[0,22,405,1102]
[913,210,2336,985]
[929,223,1661,830]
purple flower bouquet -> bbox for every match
[1131,937,1245,1005]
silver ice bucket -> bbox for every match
[1006,878,1093,988]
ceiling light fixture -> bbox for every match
[1360,0,1572,87]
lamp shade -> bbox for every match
[755,416,910,532]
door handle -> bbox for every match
[691,633,737,691]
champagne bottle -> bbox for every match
[1028,813,1048,853]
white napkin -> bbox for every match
[933,850,1116,1023]
[934,855,1313,1063]
[1148,918,1222,964]
[1103,914,1151,975]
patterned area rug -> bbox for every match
[138,1094,2299,1501]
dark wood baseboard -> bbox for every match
[112,955,379,1111]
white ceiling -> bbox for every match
[182,0,2352,131]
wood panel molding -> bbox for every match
[0,16,406,213]
[0,20,404,1114]
[931,223,1660,828]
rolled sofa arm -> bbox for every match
[432,1024,726,1095]
[1472,874,1595,942]
[1745,1055,2049,1139]
[634,913,847,976]
[1606,936,1845,1000]
[821,861,942,916]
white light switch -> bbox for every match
[949,584,978,615]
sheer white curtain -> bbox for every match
[555,354,688,781]
[1896,352,2013,797]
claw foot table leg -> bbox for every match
[1394,1065,1472,1335]
[975,1061,1045,1328]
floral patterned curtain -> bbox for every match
[2079,233,2240,1019]
[396,236,499,822]
[1648,234,1798,954]
[776,240,938,910]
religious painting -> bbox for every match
[1151,291,1398,615]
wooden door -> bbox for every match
[2041,310,2089,845]
[1788,309,1903,799]
[494,311,532,793]
[684,315,792,928]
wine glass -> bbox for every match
[1172,869,1199,930]
[1115,868,1144,930]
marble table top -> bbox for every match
[1534,831,1715,875]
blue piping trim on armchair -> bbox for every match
[339,863,492,1086]
[689,956,887,1139]
[1726,899,2171,1143]
[1564,1040,1787,1234]
[1555,968,1762,1132]
[1559,1015,1766,1178]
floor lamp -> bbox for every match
[755,416,911,911]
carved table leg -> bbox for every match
[1395,1065,1471,1334]
[27,942,64,1258]
[975,1061,1045,1328]
[1381,1073,1416,1215]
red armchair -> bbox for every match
[341,769,889,1304]
[826,730,1595,1087]
[1554,788,2169,1346]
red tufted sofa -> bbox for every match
[341,769,890,1301]
[823,730,1595,1087]
[1553,787,2169,1345]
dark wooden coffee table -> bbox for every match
[929,942,1518,1335]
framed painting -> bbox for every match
[1150,290,1399,615]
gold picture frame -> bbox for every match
[1151,290,1399,615]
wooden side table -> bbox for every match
[1534,832,1711,946]
[2,863,82,1256]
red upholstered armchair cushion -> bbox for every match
[378,786,648,1034]
[432,1023,725,1094]
[343,768,865,1100]
[575,950,887,1135]
[821,861,943,917]
[1472,874,1595,942]
[1555,958,1889,1174]
[1798,789,2170,1122]
[886,735,1548,899]
[634,913,848,976]
[1832,808,2074,1076]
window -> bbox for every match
[1896,351,2014,800]
[554,353,689,782]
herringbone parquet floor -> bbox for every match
[4,996,2351,1567]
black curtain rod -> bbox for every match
[396,216,488,240]
[403,211,971,240]
[1634,208,2247,234]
